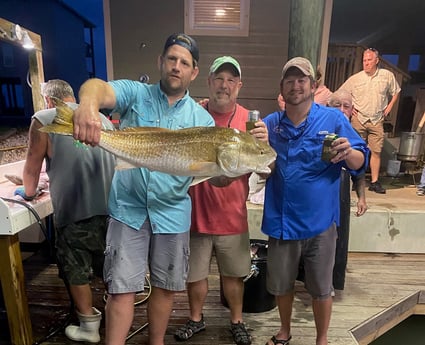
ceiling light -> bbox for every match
[21,31,34,49]
[11,24,23,40]
[9,24,35,50]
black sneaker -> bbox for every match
[230,321,251,345]
[369,181,386,194]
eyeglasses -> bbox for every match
[365,47,379,56]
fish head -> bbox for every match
[217,129,277,177]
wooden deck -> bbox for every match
[1,250,425,345]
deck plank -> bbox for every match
[1,251,425,345]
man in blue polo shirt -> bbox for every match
[261,57,368,345]
[73,33,214,345]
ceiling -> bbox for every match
[329,0,425,56]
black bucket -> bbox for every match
[220,239,276,313]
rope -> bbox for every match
[0,145,28,152]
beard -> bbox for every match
[161,75,187,96]
[213,93,231,103]
[283,90,313,106]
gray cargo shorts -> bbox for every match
[266,223,337,299]
[103,218,190,294]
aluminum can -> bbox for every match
[321,133,338,161]
[246,110,260,131]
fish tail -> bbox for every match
[39,98,74,136]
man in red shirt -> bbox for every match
[175,56,268,345]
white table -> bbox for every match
[0,160,52,345]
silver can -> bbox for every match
[248,110,260,122]
[246,110,260,131]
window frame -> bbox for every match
[184,0,250,37]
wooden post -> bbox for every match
[288,0,327,68]
[0,235,33,345]
[28,50,45,112]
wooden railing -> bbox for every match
[325,43,411,137]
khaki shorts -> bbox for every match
[187,232,251,282]
[266,224,337,299]
[351,116,384,153]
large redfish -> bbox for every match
[39,100,276,178]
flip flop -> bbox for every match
[266,335,292,345]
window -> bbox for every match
[185,0,250,37]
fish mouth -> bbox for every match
[255,166,271,174]
[252,156,276,175]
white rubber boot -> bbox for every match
[65,307,102,343]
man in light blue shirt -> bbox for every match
[73,33,214,345]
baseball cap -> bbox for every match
[163,33,199,63]
[281,57,315,79]
[209,56,241,78]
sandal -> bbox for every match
[230,321,251,345]
[266,335,292,345]
[174,315,206,341]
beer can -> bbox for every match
[248,110,260,122]
[321,134,338,161]
[246,110,260,131]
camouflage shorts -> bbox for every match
[55,215,108,285]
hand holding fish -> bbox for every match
[73,102,103,146]
[72,78,117,146]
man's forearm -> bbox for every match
[385,92,400,114]
[22,164,42,197]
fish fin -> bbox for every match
[120,127,172,133]
[188,162,220,175]
[39,123,73,136]
[115,157,139,170]
[39,100,74,135]
[190,176,212,186]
